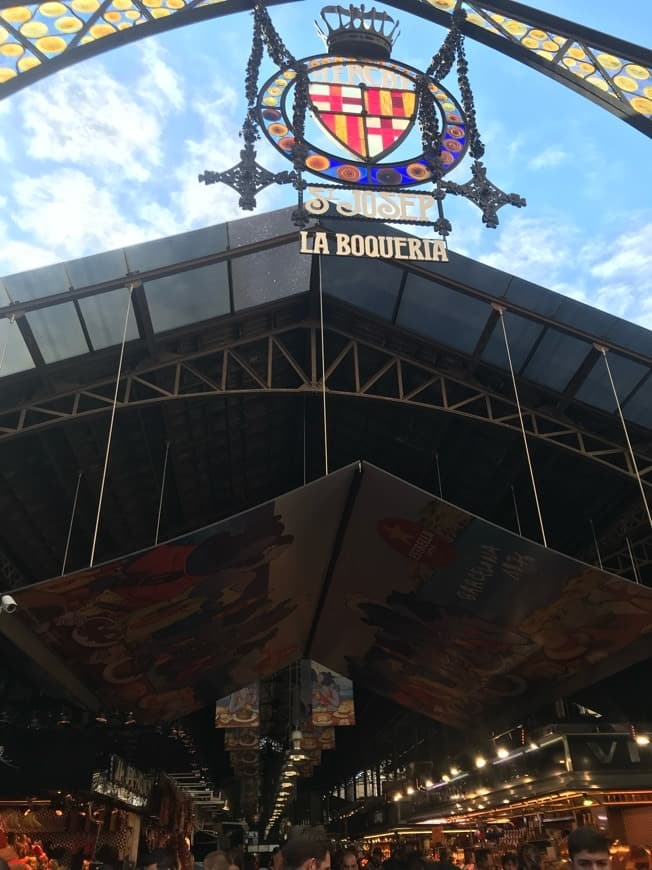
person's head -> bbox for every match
[568,829,611,870]
[475,851,492,870]
[371,852,383,867]
[204,854,230,870]
[143,851,177,870]
[501,854,517,870]
[271,849,283,870]
[282,826,331,870]
[517,844,544,870]
[342,853,357,870]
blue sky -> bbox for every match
[0,0,650,328]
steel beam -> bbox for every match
[0,320,650,489]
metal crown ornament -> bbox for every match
[315,4,399,60]
[199,1,526,237]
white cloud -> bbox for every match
[20,65,164,182]
[136,40,185,115]
[528,146,569,170]
[9,169,155,261]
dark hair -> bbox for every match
[282,826,330,870]
[502,856,517,868]
[475,852,491,865]
[143,850,177,870]
[568,829,610,860]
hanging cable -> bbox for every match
[496,306,547,547]
[597,346,652,531]
[318,258,329,475]
[90,285,133,567]
[626,536,641,584]
[589,517,603,570]
[155,440,171,545]
[61,471,83,575]
[511,485,522,537]
[303,395,307,486]
[0,314,15,375]
[435,452,443,498]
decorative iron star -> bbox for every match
[199,147,296,211]
[445,160,526,228]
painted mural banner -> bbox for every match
[311,465,652,726]
[311,661,355,726]
[4,467,355,723]
[3,462,652,727]
[215,683,260,728]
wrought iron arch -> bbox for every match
[0,0,650,136]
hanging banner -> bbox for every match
[215,683,260,728]
[311,661,355,726]
[224,728,259,750]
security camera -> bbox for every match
[1,594,17,614]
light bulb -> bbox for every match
[636,734,650,746]
[475,755,487,768]
[497,747,509,759]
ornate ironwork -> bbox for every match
[445,160,526,227]
[198,157,295,210]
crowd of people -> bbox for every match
[1,825,612,870]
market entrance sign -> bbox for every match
[199,3,526,238]
[299,229,448,262]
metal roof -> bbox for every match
[0,206,650,595]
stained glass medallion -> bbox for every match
[258,54,468,188]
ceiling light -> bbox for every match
[529,740,539,750]
[442,774,450,782]
[425,779,434,788]
[406,786,415,795]
[450,767,460,776]
[475,755,486,768]
[393,792,403,802]
[636,734,650,746]
[497,747,509,759]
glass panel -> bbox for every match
[232,243,309,310]
[396,273,491,354]
[67,249,127,288]
[522,330,593,392]
[228,207,297,248]
[574,352,649,413]
[321,254,402,321]
[3,262,68,301]
[0,318,35,376]
[622,375,652,428]
[145,263,230,333]
[77,289,139,350]
[481,312,543,371]
[26,303,89,363]
[504,276,564,317]
[125,224,228,273]
[442,250,512,299]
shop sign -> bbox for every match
[567,735,652,771]
[305,186,439,225]
[299,229,448,262]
